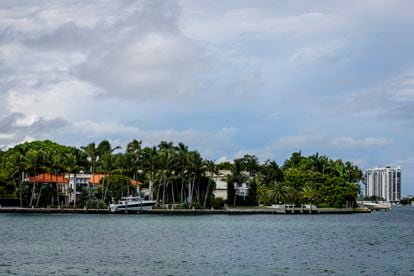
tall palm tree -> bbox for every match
[51,153,65,207]
[63,153,80,209]
[187,151,204,206]
[24,149,47,207]
[301,185,319,212]
[176,143,189,203]
[203,160,217,208]
[229,159,247,206]
[82,143,97,175]
[100,153,114,204]
[157,148,176,206]
[126,140,142,187]
[115,152,137,196]
[4,149,27,207]
[96,141,120,203]
[142,146,158,201]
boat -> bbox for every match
[359,201,392,211]
[109,196,156,213]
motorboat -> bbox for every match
[359,201,392,211]
[109,196,156,213]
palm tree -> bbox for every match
[187,151,204,207]
[203,160,217,208]
[142,146,158,200]
[257,183,271,205]
[228,159,247,206]
[63,153,80,209]
[157,148,176,206]
[100,153,114,204]
[301,185,319,212]
[82,143,97,175]
[95,141,120,204]
[176,143,189,203]
[269,182,296,204]
[4,149,27,207]
[115,152,137,197]
[125,140,142,191]
[24,149,47,207]
[51,153,65,207]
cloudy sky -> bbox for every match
[1,0,413,194]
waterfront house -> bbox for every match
[30,172,142,206]
[28,173,69,205]
[212,170,250,200]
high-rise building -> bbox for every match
[365,166,401,202]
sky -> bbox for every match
[0,0,413,195]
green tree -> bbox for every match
[63,153,81,208]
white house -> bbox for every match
[212,170,250,200]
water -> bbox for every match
[0,207,413,275]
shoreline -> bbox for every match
[0,207,371,215]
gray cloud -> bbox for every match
[0,112,69,148]
[1,0,414,193]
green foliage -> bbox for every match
[0,171,15,198]
[246,178,258,205]
[227,180,235,205]
[212,197,225,209]
[0,140,362,209]
[104,174,136,203]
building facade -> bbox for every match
[365,166,401,202]
[212,170,250,200]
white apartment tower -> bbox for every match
[365,166,401,202]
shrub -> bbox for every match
[213,197,225,209]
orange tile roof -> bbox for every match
[130,179,142,186]
[88,174,107,185]
[29,173,68,184]
[87,174,142,186]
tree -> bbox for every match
[4,150,26,206]
[203,160,217,208]
[63,153,81,208]
[269,182,296,204]
[82,143,98,175]
[142,146,158,200]
[24,149,47,207]
[228,159,247,206]
[157,148,176,206]
[187,151,204,206]
[301,185,318,206]
[176,142,189,203]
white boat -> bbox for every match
[109,196,156,213]
[360,201,392,211]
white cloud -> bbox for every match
[78,32,207,101]
[7,80,100,121]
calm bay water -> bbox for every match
[0,207,413,275]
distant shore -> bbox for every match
[0,207,370,215]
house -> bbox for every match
[28,173,69,205]
[66,172,142,203]
[29,172,142,205]
[212,170,250,200]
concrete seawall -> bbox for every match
[0,207,370,215]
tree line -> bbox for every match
[0,140,363,209]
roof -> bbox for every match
[130,179,142,186]
[28,173,68,184]
[88,174,142,186]
[88,174,107,185]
